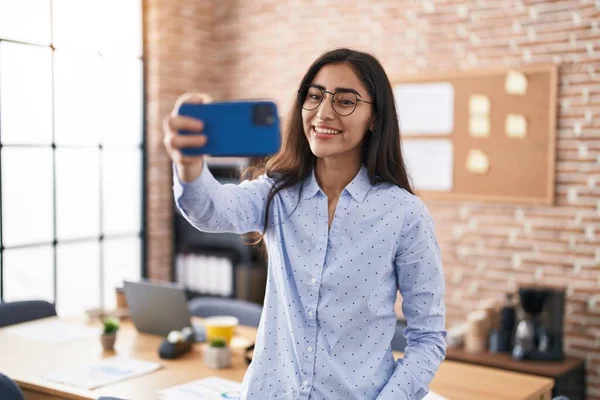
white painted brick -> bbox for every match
[512,254,522,268]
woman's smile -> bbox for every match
[311,124,344,139]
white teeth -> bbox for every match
[313,126,342,135]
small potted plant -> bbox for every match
[204,337,231,369]
[101,317,119,351]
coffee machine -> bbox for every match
[512,286,565,361]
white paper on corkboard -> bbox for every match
[403,139,454,191]
[394,82,454,135]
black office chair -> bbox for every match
[188,296,263,327]
[0,373,24,400]
[0,300,57,328]
[390,319,408,352]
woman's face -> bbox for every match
[302,63,374,162]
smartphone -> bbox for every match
[177,100,281,157]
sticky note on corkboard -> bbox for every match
[506,114,528,138]
[469,116,490,137]
[466,149,490,174]
[505,70,528,95]
[469,95,490,114]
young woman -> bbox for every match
[163,48,446,400]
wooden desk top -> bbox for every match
[0,317,553,400]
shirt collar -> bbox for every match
[302,164,371,203]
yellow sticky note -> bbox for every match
[469,115,490,137]
[466,149,489,174]
[469,95,490,114]
[506,114,527,138]
[505,70,528,95]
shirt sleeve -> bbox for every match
[172,161,274,234]
[376,198,447,400]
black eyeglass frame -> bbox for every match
[297,85,374,116]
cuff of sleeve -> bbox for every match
[172,160,217,201]
[376,361,417,400]
[376,381,410,400]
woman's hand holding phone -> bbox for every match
[163,92,211,183]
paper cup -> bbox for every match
[204,316,239,346]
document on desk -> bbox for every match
[4,319,97,343]
[158,379,445,400]
[423,391,448,400]
[43,356,162,390]
[158,377,242,399]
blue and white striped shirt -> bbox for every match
[173,162,446,400]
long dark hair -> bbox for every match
[243,48,413,245]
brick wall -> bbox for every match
[145,0,221,280]
[145,0,600,397]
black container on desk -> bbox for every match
[489,329,512,353]
[489,293,516,353]
[500,304,516,332]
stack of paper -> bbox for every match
[4,319,98,343]
[43,356,162,390]
[424,390,448,400]
[158,377,242,400]
[158,378,444,400]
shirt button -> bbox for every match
[307,346,313,352]
[308,310,314,317]
[311,277,317,284]
[302,379,309,388]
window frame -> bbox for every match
[0,1,147,309]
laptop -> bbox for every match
[123,280,206,342]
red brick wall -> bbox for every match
[145,0,221,280]
[145,1,600,397]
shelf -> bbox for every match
[445,347,584,378]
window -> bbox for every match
[0,0,145,316]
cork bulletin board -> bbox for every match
[393,64,558,205]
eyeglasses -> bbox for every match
[297,85,373,116]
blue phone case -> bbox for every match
[177,100,281,157]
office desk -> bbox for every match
[0,317,553,400]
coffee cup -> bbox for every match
[204,316,239,346]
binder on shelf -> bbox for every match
[175,253,234,297]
